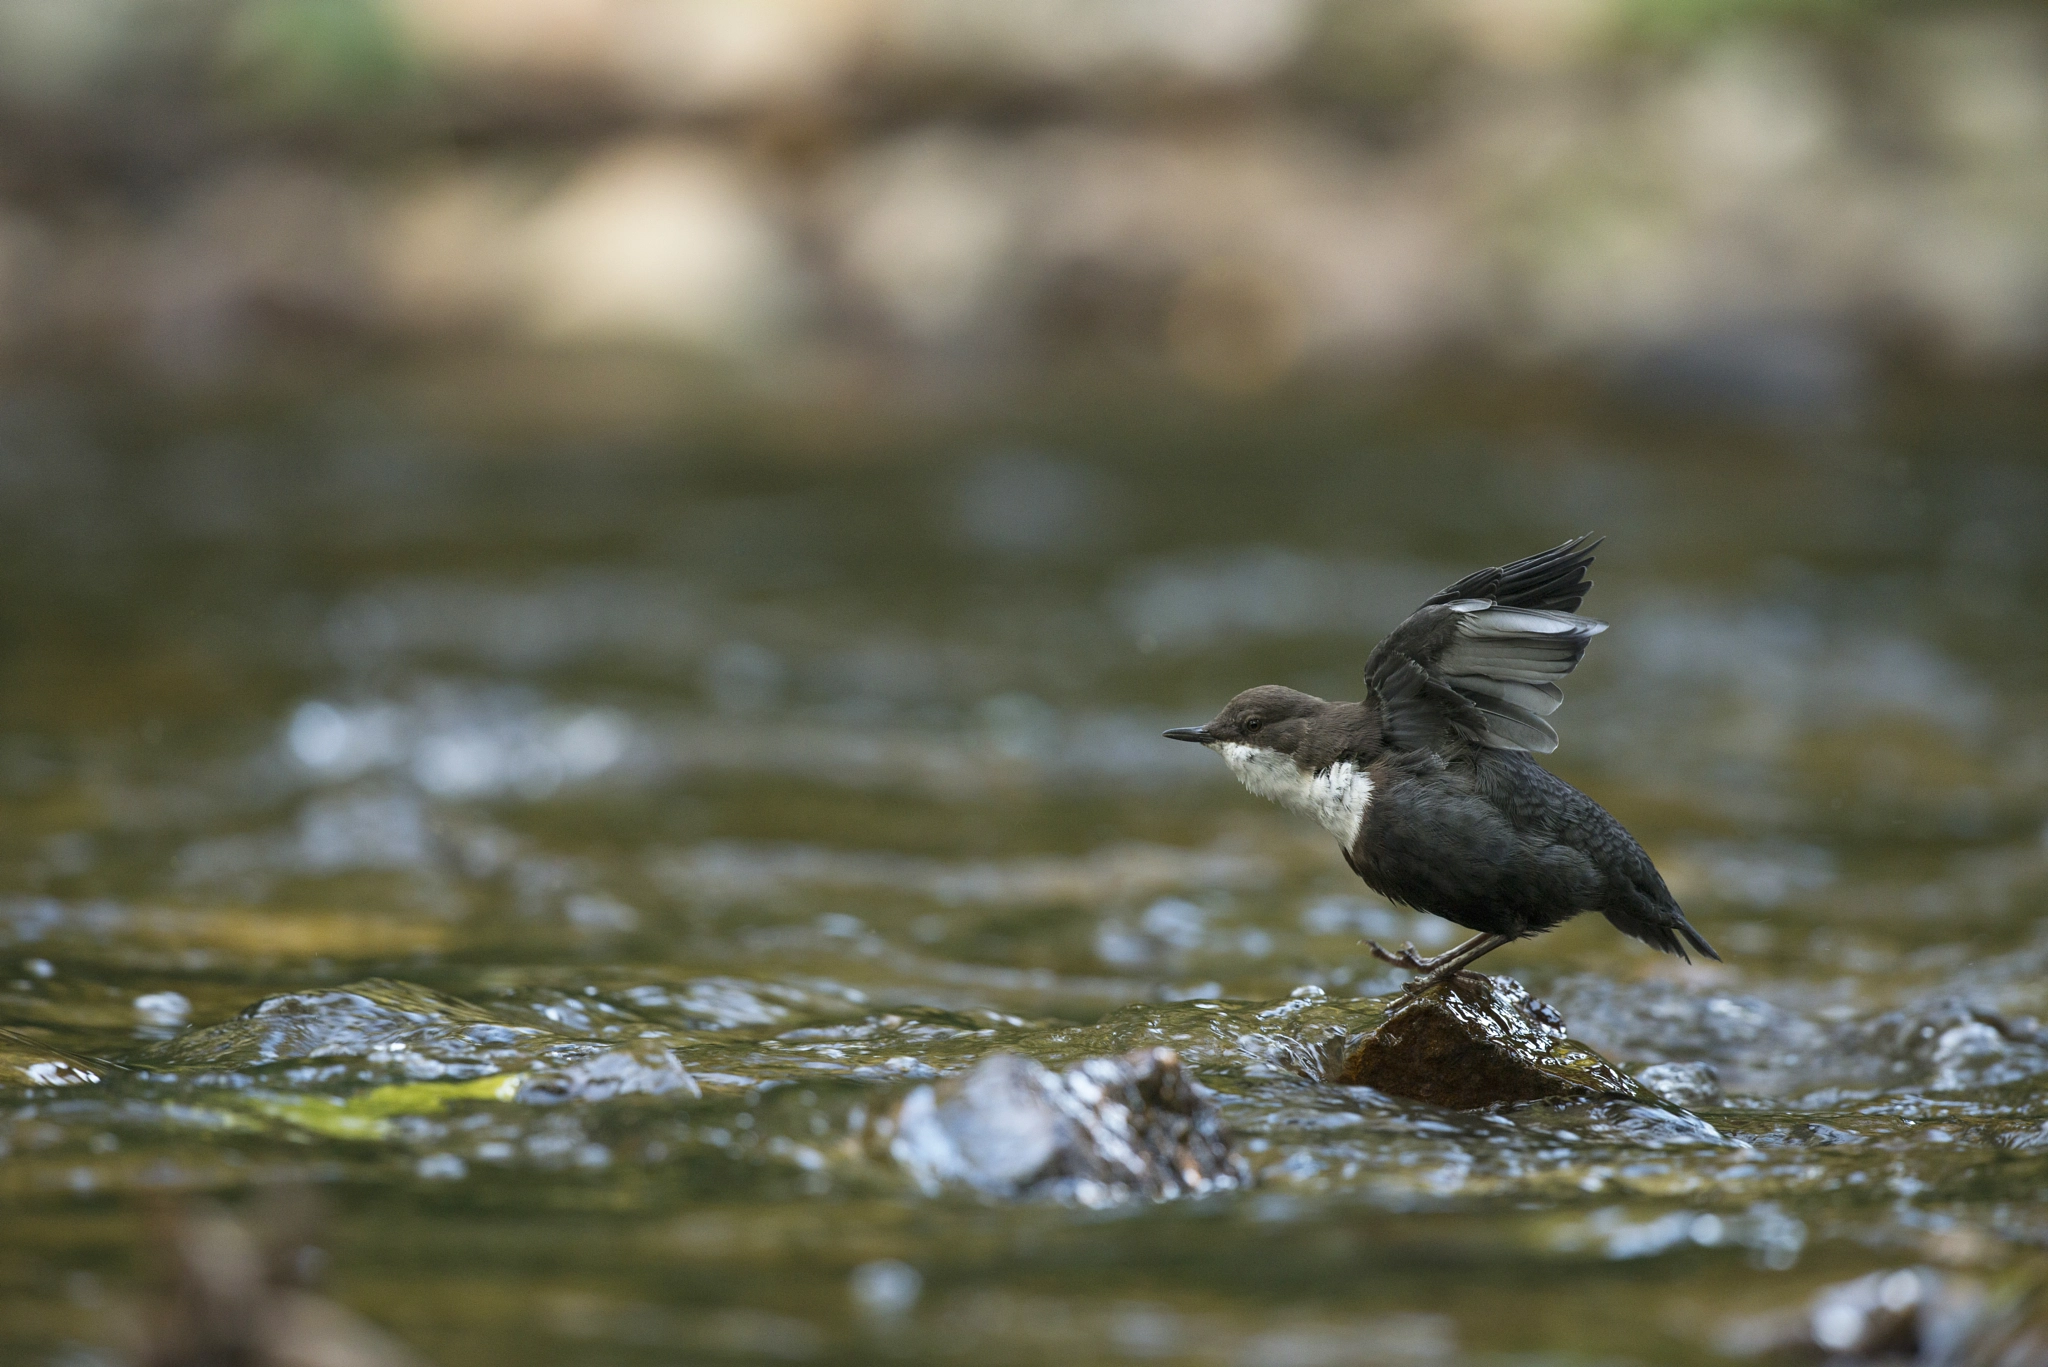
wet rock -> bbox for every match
[1330,974,1635,1109]
[1636,1060,1722,1109]
[881,1047,1248,1205]
[133,1195,433,1367]
[515,1043,700,1104]
[134,991,194,1029]
[1800,1270,1955,1360]
[1719,1264,2048,1363]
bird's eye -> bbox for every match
[1243,717,1262,733]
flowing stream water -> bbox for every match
[2,375,2046,1364]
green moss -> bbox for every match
[238,1072,524,1141]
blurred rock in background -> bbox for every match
[129,1191,433,1367]
[1,0,2044,390]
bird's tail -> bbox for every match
[1680,917,1721,962]
[1605,906,1722,964]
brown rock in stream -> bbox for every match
[132,1194,434,1367]
[1331,973,1634,1109]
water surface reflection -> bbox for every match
[1,378,2046,1365]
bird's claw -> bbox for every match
[1395,965,1480,996]
[1368,940,1429,970]
[1371,939,1487,995]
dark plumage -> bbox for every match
[1163,536,1716,987]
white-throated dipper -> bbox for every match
[1164,536,1716,988]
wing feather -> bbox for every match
[1426,534,1601,614]
[1441,675,1564,716]
[1365,537,1609,754]
[1465,696,1560,752]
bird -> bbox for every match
[1163,535,1716,990]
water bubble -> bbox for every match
[556,710,628,775]
[133,991,191,1027]
[1095,921,1154,969]
[414,730,504,797]
[1879,1270,1922,1313]
[1299,896,1402,939]
[564,894,639,934]
[848,1259,922,1320]
[1744,1202,1805,1270]
[298,792,431,871]
[416,1153,467,1181]
[1141,898,1206,949]
[288,701,351,770]
[23,958,53,979]
[1813,1300,1866,1351]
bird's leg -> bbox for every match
[1368,930,1496,974]
[1399,933,1512,993]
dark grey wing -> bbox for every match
[1365,537,1608,754]
[1425,534,1601,613]
[1373,656,1484,754]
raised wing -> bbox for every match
[1424,533,1600,614]
[1364,536,1606,754]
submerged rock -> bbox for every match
[1329,974,1635,1109]
[881,1047,1248,1205]
[1720,1264,2048,1363]
[133,1196,433,1367]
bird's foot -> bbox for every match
[1367,940,1430,971]
[1368,941,1458,973]
[1394,964,1483,997]
[1373,931,1509,996]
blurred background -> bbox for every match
[0,0,2044,393]
[7,4,2048,1367]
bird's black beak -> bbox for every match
[1162,727,1211,743]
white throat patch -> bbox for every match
[1214,742,1372,845]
